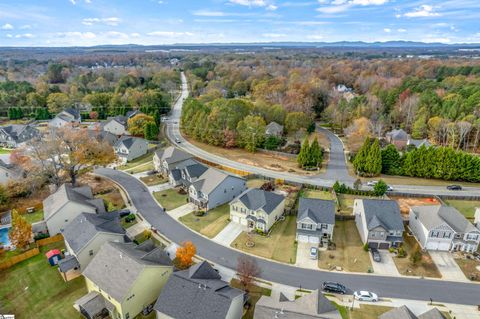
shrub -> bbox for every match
[125,214,136,223]
[193,210,205,217]
[410,246,422,265]
[363,243,369,252]
[34,233,49,241]
[397,247,407,258]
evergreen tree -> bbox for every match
[381,144,400,175]
[310,137,323,168]
[367,139,382,176]
[144,122,159,140]
[297,138,310,168]
[353,137,371,174]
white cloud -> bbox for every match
[69,0,76,4]
[306,34,324,40]
[15,33,34,38]
[383,28,391,32]
[147,31,194,37]
[130,32,141,38]
[317,0,388,14]
[397,28,406,32]
[229,0,277,10]
[317,4,351,13]
[57,31,96,39]
[404,5,439,18]
[192,10,226,17]
[1,23,13,30]
[350,0,387,5]
[82,17,121,26]
[261,33,287,38]
[267,4,278,10]
[293,20,330,25]
[20,24,31,30]
[6,34,12,38]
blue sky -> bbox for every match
[0,0,479,46]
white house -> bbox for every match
[49,108,81,128]
[230,188,285,232]
[102,116,128,136]
[296,198,335,245]
[409,205,480,252]
[113,136,148,163]
[153,146,196,177]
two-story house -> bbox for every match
[77,240,173,319]
[0,124,40,148]
[153,146,196,177]
[409,205,480,252]
[49,108,81,128]
[296,198,335,245]
[43,184,106,235]
[354,199,404,249]
[113,136,148,163]
[154,261,244,319]
[58,212,126,281]
[230,188,285,232]
[189,168,246,211]
[178,162,208,188]
[102,116,129,136]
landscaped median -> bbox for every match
[179,204,230,238]
[231,215,298,264]
[153,188,189,211]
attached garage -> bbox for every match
[232,215,248,226]
[368,242,390,249]
[297,235,320,244]
[426,241,450,251]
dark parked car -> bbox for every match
[447,185,462,191]
[371,248,381,262]
[322,281,347,294]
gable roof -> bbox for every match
[62,212,125,254]
[233,188,285,215]
[87,129,118,146]
[155,146,193,165]
[43,184,105,220]
[379,305,418,319]
[298,198,335,224]
[361,199,404,231]
[387,129,409,141]
[411,205,478,233]
[0,124,39,143]
[63,108,81,120]
[114,136,146,150]
[265,121,284,135]
[191,167,244,195]
[254,289,340,319]
[408,138,432,148]
[105,115,127,127]
[183,162,208,179]
[417,308,446,319]
[154,261,244,319]
[83,241,172,301]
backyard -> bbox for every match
[179,204,230,238]
[230,279,271,319]
[393,234,441,278]
[22,209,44,224]
[153,188,188,211]
[318,220,372,273]
[0,242,87,319]
[97,189,126,212]
[231,215,298,264]
[336,194,381,215]
[442,199,480,220]
[303,189,335,200]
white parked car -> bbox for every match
[353,291,378,302]
[387,185,393,191]
[366,181,378,187]
[309,247,318,260]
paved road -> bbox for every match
[166,73,480,197]
[95,167,480,305]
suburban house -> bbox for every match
[407,138,432,149]
[126,109,142,119]
[354,199,404,249]
[78,240,173,319]
[87,129,119,146]
[154,261,244,319]
[43,184,106,235]
[296,198,336,245]
[475,208,480,228]
[58,212,126,280]
[0,124,40,148]
[0,159,22,184]
[254,289,341,319]
[409,205,480,253]
[49,108,81,128]
[379,305,446,319]
[113,136,148,163]
[178,162,208,188]
[385,128,409,149]
[230,188,285,232]
[153,146,196,177]
[189,168,247,211]
[102,116,128,136]
[265,121,284,137]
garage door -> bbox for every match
[308,236,320,244]
[378,242,390,249]
[298,235,309,243]
[368,242,378,249]
[232,216,240,223]
[426,241,450,251]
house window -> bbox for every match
[431,231,439,238]
[224,189,227,193]
[443,232,451,238]
[321,224,327,229]
[64,219,69,223]
[302,223,313,230]
[371,233,375,238]
[380,232,384,237]
[89,250,94,256]
[467,234,479,241]
[389,231,395,236]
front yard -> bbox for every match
[339,304,394,319]
[392,234,441,278]
[0,242,87,319]
[455,256,480,281]
[230,279,271,319]
[118,152,154,171]
[442,199,480,220]
[231,215,298,264]
[139,174,168,186]
[153,188,188,211]
[179,204,230,238]
[318,220,372,273]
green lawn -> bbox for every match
[22,209,44,224]
[120,215,138,229]
[230,279,271,319]
[140,174,168,186]
[179,204,229,238]
[231,215,298,264]
[0,242,87,319]
[443,199,480,220]
[303,189,335,200]
[153,188,188,211]
[119,152,154,171]
[338,304,393,319]
[0,148,12,154]
[246,178,268,189]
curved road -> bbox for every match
[166,73,480,197]
[95,167,480,305]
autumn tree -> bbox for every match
[175,241,196,269]
[9,210,32,250]
[47,93,70,114]
[237,255,261,293]
[236,115,266,152]
[128,113,156,137]
[285,112,311,134]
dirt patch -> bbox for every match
[78,173,117,195]
[237,158,258,166]
[392,196,440,215]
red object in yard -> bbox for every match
[45,249,62,266]
[45,249,61,259]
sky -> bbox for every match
[0,0,479,46]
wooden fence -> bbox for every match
[36,234,63,247]
[0,247,40,270]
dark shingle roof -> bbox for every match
[379,306,418,319]
[64,108,81,120]
[58,255,80,272]
[411,205,478,233]
[155,146,193,165]
[234,189,285,215]
[418,308,446,319]
[387,129,408,141]
[154,261,244,319]
[114,136,146,150]
[362,199,404,231]
[298,198,335,224]
[183,162,208,179]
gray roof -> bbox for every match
[155,146,193,165]
[43,184,105,220]
[75,291,115,318]
[418,308,446,319]
[105,115,127,127]
[411,205,479,234]
[265,121,284,135]
[408,138,432,148]
[126,109,142,118]
[233,189,285,215]
[154,261,244,319]
[387,129,409,141]
[379,306,417,319]
[0,124,39,143]
[62,212,125,254]
[114,136,146,150]
[361,199,404,232]
[63,108,81,120]
[191,167,244,195]
[83,241,172,301]
[298,198,335,225]
[254,289,341,319]
[87,129,118,146]
[170,168,182,181]
[58,255,80,272]
[183,162,208,179]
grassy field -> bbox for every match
[153,188,188,211]
[443,199,480,219]
[0,242,87,319]
[230,279,271,319]
[393,235,441,278]
[303,189,335,200]
[455,257,480,281]
[97,189,126,212]
[318,220,372,273]
[340,304,393,319]
[231,215,298,264]
[22,209,44,224]
[246,178,269,189]
[139,174,168,186]
[179,204,230,238]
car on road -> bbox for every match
[446,184,462,191]
[386,185,393,191]
[366,181,378,186]
[175,138,181,144]
[309,247,318,260]
[370,248,381,262]
[353,291,378,302]
[322,281,347,294]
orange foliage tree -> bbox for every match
[175,241,196,269]
[8,210,32,250]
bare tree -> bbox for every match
[237,255,261,293]
[457,121,472,151]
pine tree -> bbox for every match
[310,137,323,168]
[297,138,310,168]
[381,144,400,175]
[8,210,32,250]
[368,139,382,176]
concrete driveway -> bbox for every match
[430,252,469,282]
[370,250,400,276]
[213,222,245,246]
[167,203,195,220]
[295,242,319,269]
